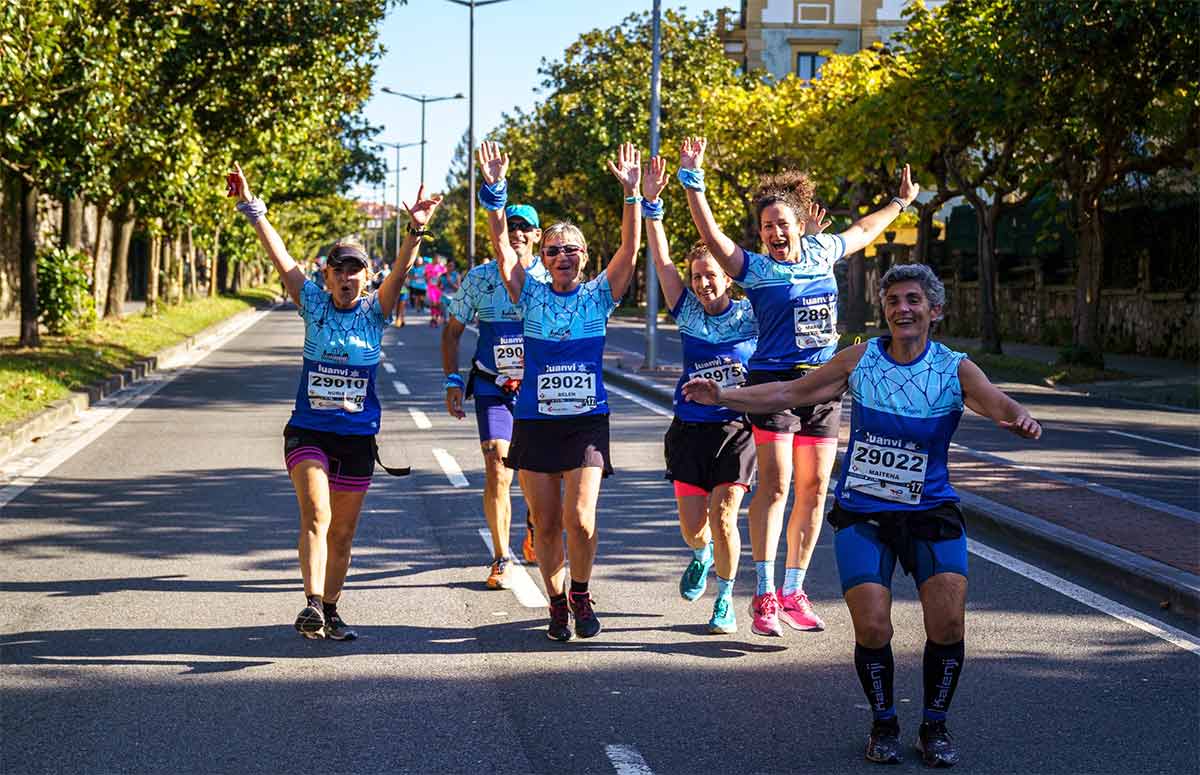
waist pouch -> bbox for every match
[829,502,964,578]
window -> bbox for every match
[797,52,827,80]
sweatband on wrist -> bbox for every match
[890,196,907,211]
[444,373,465,390]
[236,197,267,225]
[641,198,664,221]
[478,179,508,211]
[624,194,639,205]
[677,167,705,192]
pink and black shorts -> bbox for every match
[745,368,842,445]
[283,424,376,492]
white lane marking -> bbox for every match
[606,384,673,418]
[392,380,411,396]
[476,528,548,608]
[408,408,432,429]
[0,307,273,509]
[605,744,655,775]
[952,443,1200,524]
[382,362,396,374]
[968,538,1200,656]
[431,448,468,488]
[1107,430,1200,453]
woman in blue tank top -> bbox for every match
[684,264,1041,768]
[230,163,442,642]
[476,141,642,643]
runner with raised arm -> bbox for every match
[679,136,918,637]
[684,264,1041,767]
[229,163,441,640]
[642,155,758,634]
[477,140,641,642]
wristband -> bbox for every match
[478,179,508,211]
[889,196,908,211]
[236,197,267,225]
[407,223,428,236]
[624,194,639,205]
[677,167,705,192]
[444,373,465,391]
[641,198,664,221]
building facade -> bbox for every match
[718,0,947,80]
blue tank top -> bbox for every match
[446,259,549,398]
[289,280,389,435]
[669,292,758,423]
[514,271,618,420]
[733,234,844,371]
[834,337,968,512]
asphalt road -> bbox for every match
[2,307,1197,774]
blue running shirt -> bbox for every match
[514,271,618,420]
[446,259,549,398]
[733,234,845,370]
[834,337,969,512]
[289,279,390,435]
[669,292,758,423]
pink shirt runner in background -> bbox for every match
[425,262,448,304]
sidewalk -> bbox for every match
[601,348,1200,620]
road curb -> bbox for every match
[601,361,1200,621]
[0,297,283,462]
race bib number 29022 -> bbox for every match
[844,438,928,505]
[536,371,597,416]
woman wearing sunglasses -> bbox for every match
[476,140,642,642]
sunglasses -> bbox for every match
[507,220,537,233]
[544,244,584,257]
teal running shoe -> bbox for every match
[679,550,713,601]
[707,595,737,634]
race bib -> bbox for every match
[794,296,836,349]
[307,367,368,413]
[536,370,597,416]
[688,361,746,390]
[492,337,524,382]
[845,437,928,505]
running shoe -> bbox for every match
[707,595,737,634]
[294,603,325,639]
[865,717,902,764]
[486,557,512,590]
[568,591,602,638]
[777,589,826,631]
[749,591,783,637]
[679,551,713,601]
[522,527,537,565]
[547,598,572,642]
[324,611,358,641]
[916,720,959,768]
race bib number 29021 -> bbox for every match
[844,438,927,505]
[536,371,597,416]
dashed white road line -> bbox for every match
[606,384,673,418]
[392,380,411,396]
[431,448,469,488]
[382,362,396,374]
[605,744,654,775]
[408,408,432,429]
[476,528,548,608]
[1107,430,1200,453]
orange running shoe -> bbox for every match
[522,527,537,565]
[486,557,511,589]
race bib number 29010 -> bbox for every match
[844,438,927,505]
[307,369,368,413]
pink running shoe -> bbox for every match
[777,589,826,631]
[749,591,783,637]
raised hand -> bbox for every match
[680,136,707,171]
[476,141,509,186]
[897,163,920,206]
[681,377,721,406]
[403,184,443,230]
[802,202,832,236]
[228,162,252,203]
[606,142,642,195]
[642,155,669,202]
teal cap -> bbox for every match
[504,204,539,228]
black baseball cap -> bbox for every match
[326,244,369,270]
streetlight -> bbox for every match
[379,140,419,256]
[444,0,516,268]
[645,0,663,369]
[379,87,464,185]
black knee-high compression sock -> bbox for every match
[923,639,965,722]
[855,643,896,721]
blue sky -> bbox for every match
[352,1,731,206]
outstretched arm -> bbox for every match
[229,163,305,305]
[378,184,442,314]
[679,137,744,278]
[604,142,643,301]
[477,142,524,303]
[642,154,685,312]
[838,164,920,256]
[683,344,863,413]
[959,359,1043,439]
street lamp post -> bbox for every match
[380,88,464,184]
[645,0,663,369]
[379,140,419,256]
[445,0,514,268]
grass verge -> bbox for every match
[0,288,277,429]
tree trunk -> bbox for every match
[186,225,197,298]
[914,202,937,265]
[146,228,161,315]
[162,233,176,304]
[173,229,184,303]
[972,197,1002,355]
[1071,196,1105,359]
[18,178,40,347]
[209,226,221,297]
[61,194,84,250]
[91,205,112,317]
[106,202,134,319]
[843,192,870,333]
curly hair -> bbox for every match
[752,170,814,223]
